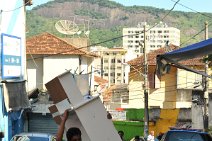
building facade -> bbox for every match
[26,32,97,91]
[90,46,127,87]
[123,22,180,56]
[127,45,208,109]
[0,1,30,140]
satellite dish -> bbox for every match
[55,20,79,35]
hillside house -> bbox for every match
[127,45,208,109]
[26,32,98,92]
[25,32,99,133]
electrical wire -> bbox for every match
[1,1,30,12]
[171,0,212,19]
[180,22,212,46]
[27,0,181,61]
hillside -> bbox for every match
[26,0,212,48]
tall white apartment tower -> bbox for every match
[123,22,180,55]
[90,46,127,87]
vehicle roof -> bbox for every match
[14,132,55,138]
[168,130,208,134]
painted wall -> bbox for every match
[27,56,43,90]
[149,109,179,136]
[128,65,207,109]
[0,0,26,140]
[43,55,79,89]
[27,55,93,91]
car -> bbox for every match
[160,128,212,141]
[10,133,56,141]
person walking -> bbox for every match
[56,110,82,141]
[118,130,125,141]
[147,131,155,141]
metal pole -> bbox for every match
[143,25,149,140]
[203,21,209,131]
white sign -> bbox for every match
[1,33,22,79]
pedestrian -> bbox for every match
[157,132,164,140]
[56,110,82,141]
[118,130,125,141]
[134,135,141,141]
[147,131,155,141]
[0,132,4,141]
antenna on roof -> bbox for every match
[55,18,90,38]
[55,20,79,35]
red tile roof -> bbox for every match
[94,76,108,85]
[127,44,204,66]
[26,32,98,57]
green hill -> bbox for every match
[26,0,212,48]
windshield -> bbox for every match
[165,132,212,141]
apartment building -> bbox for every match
[90,46,127,87]
[123,22,180,55]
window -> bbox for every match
[111,59,115,63]
[94,85,98,91]
[117,66,121,70]
[104,73,108,76]
[164,30,169,33]
[104,53,109,55]
[158,30,162,33]
[104,59,108,63]
[117,59,122,63]
[110,72,115,76]
[104,66,108,70]
[117,73,121,76]
[111,65,115,69]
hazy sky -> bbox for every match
[113,0,212,13]
[29,0,212,13]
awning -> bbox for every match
[157,38,212,78]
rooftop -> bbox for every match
[26,32,98,57]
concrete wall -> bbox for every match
[0,1,26,140]
[27,55,93,91]
[149,109,179,136]
[128,66,177,109]
[43,55,80,89]
[128,65,208,109]
[27,56,43,90]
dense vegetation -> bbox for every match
[26,0,212,48]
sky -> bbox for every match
[29,0,212,13]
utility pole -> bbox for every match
[203,21,209,131]
[143,25,149,140]
[100,49,104,78]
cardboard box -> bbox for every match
[46,72,122,141]
[48,105,62,125]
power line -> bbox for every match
[171,0,212,19]
[180,22,212,46]
[1,1,30,12]
[27,0,180,62]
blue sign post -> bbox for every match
[1,33,22,79]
